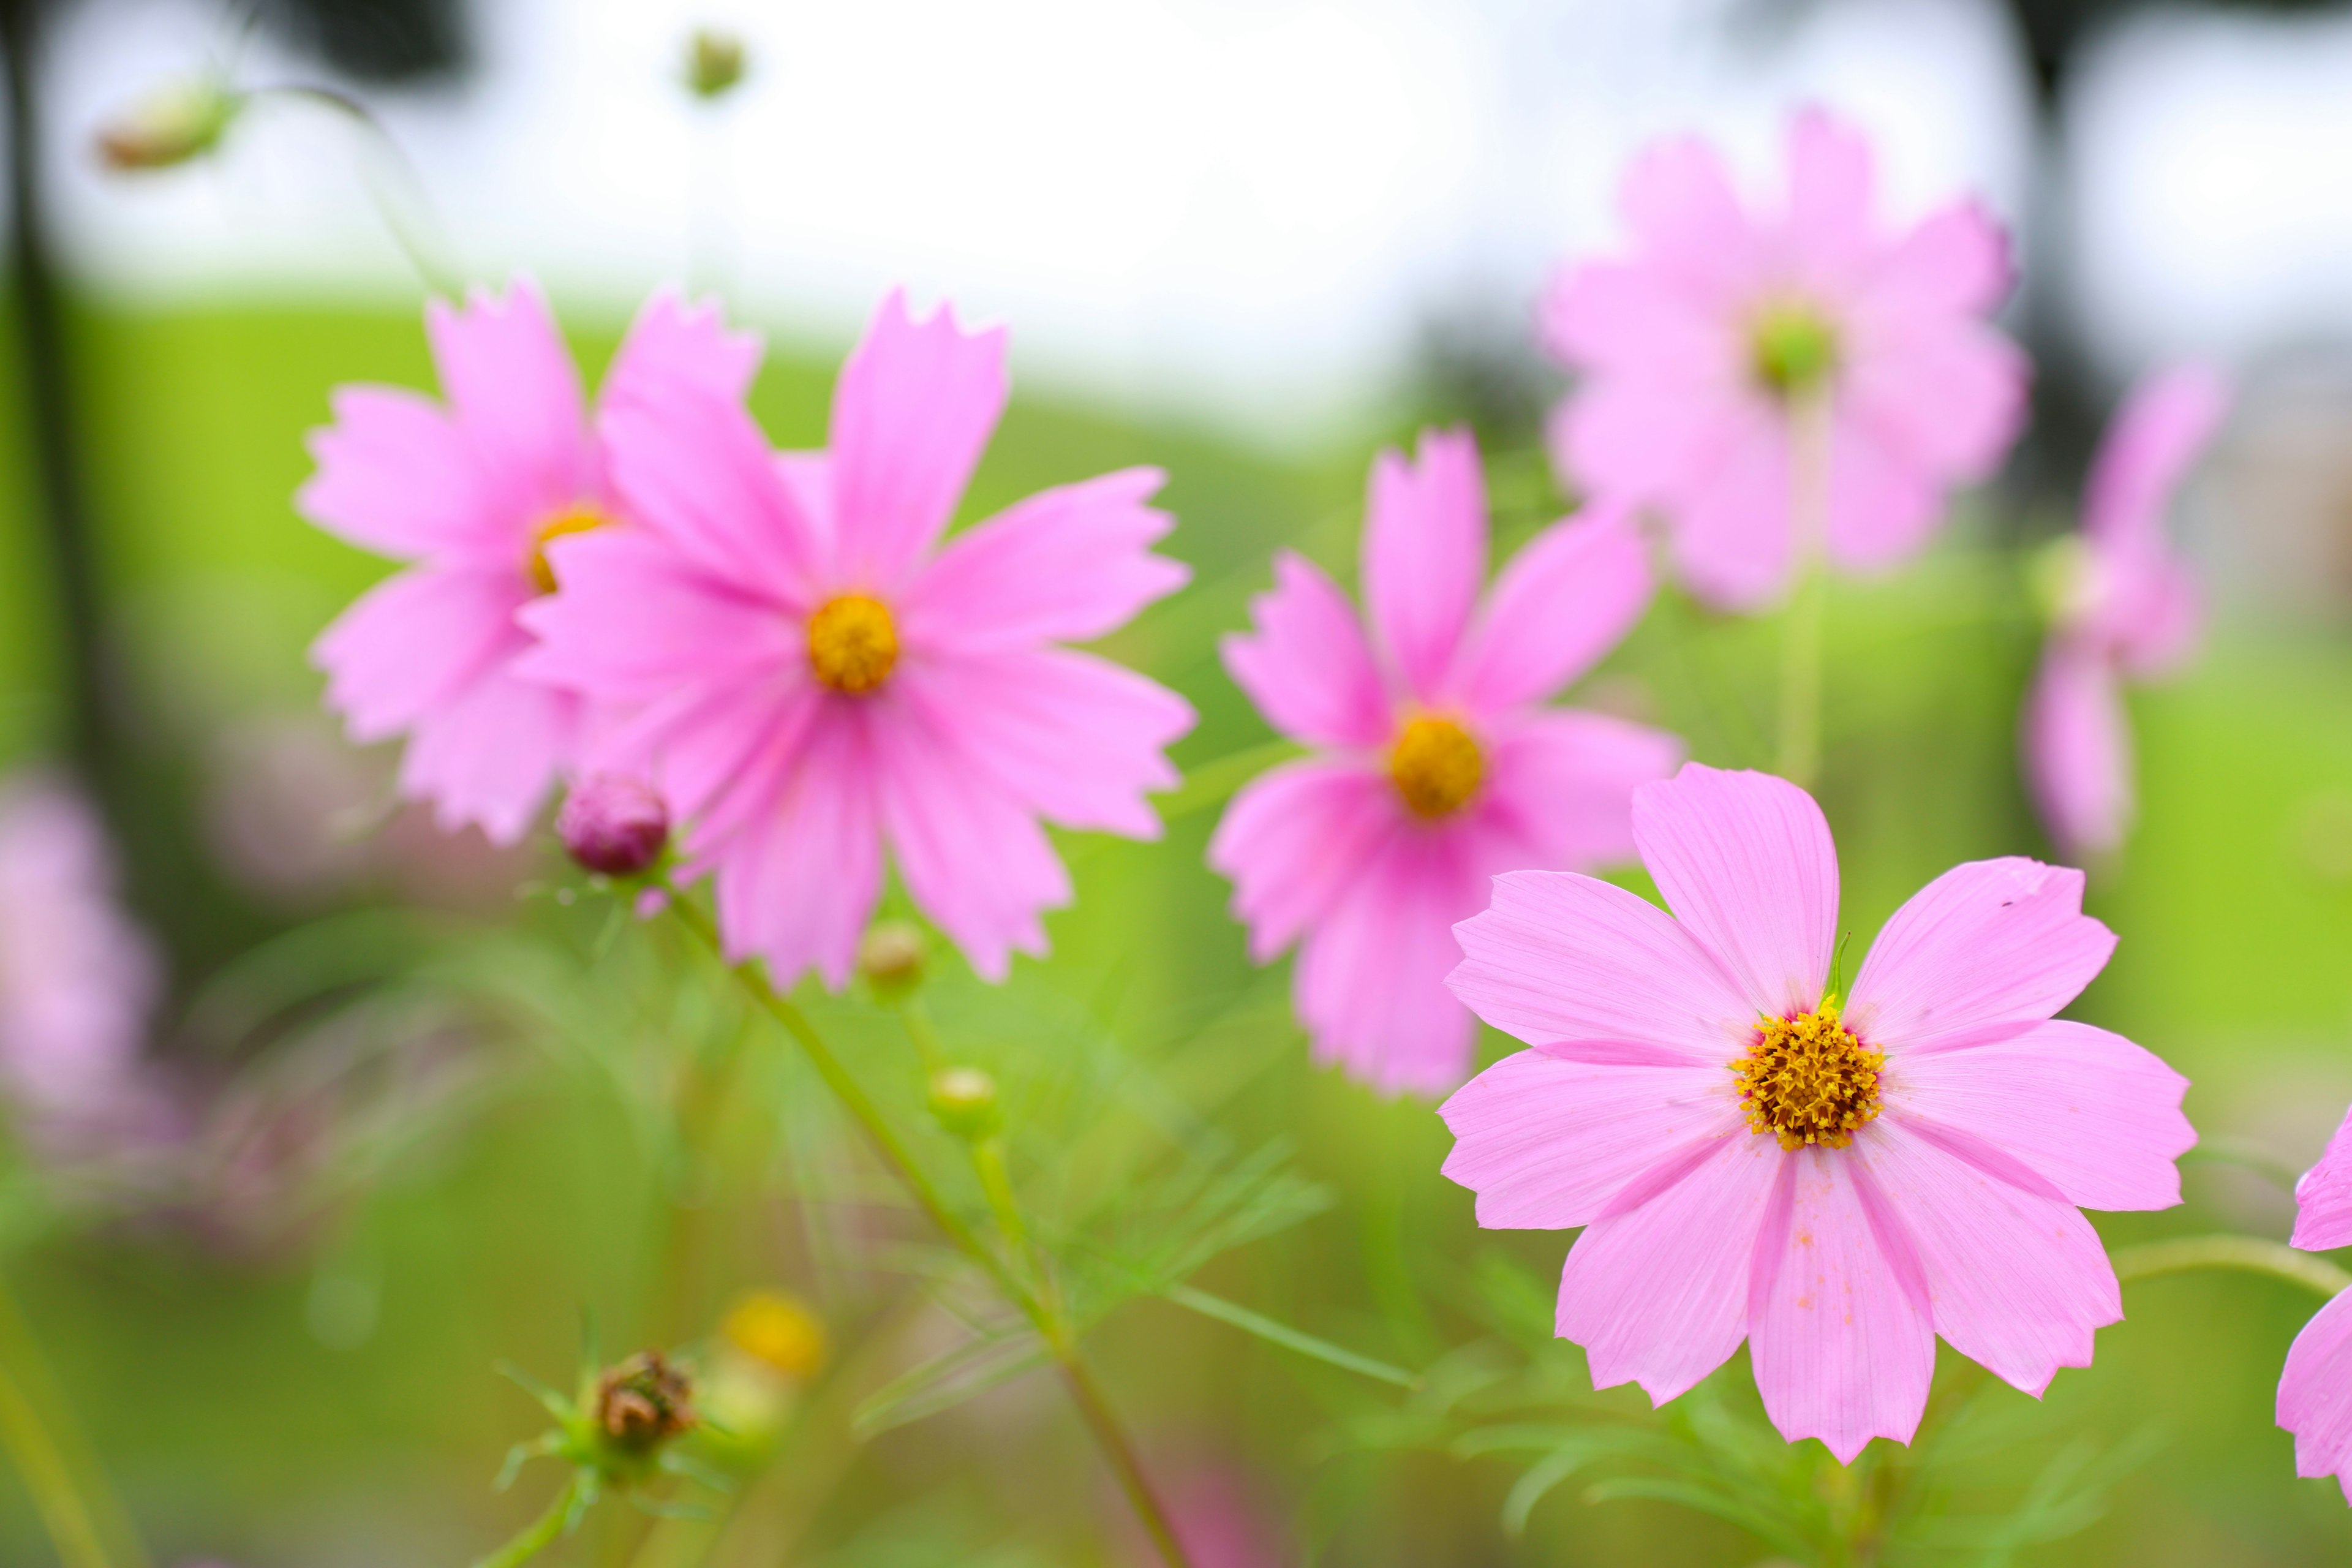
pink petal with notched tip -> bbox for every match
[1849,1115,2119,1396]
[1551,372,1742,514]
[710,714,882,990]
[426,279,600,521]
[1782,108,1879,295]
[1437,1047,1740,1229]
[898,468,1188,656]
[1219,551,1392,749]
[2279,1286,2352,1504]
[2023,640,2132,860]
[1822,413,1939,575]
[1857,200,2013,320]
[2084,366,2228,554]
[1294,828,1483,1096]
[1631,764,1838,1020]
[1617,135,1767,304]
[1477,710,1683,872]
[896,648,1191,840]
[1448,503,1654,715]
[1446,868,1752,1066]
[1841,315,2027,484]
[2292,1102,2352,1252]
[601,290,764,412]
[828,290,1008,592]
[396,661,578,846]
[1667,409,1796,611]
[516,529,796,703]
[1847,855,2115,1057]
[1539,257,1726,379]
[298,387,503,563]
[313,567,529,744]
[1883,1020,2192,1213]
[1746,1147,1935,1463]
[1363,429,1487,703]
[1557,1132,1783,1404]
[1208,760,1393,965]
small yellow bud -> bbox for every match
[858,921,926,994]
[722,1291,826,1381]
[928,1066,1001,1140]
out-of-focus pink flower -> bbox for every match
[517,290,1194,986]
[1210,429,1677,1096]
[2278,1102,2352,1502]
[1542,108,2027,610]
[1440,763,2193,1461]
[0,775,160,1129]
[2024,368,2227,861]
[301,279,760,845]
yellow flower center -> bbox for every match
[525,505,612,595]
[808,594,899,695]
[721,1291,826,1381]
[1729,996,1885,1151]
[1389,715,1483,819]
[1750,301,1841,399]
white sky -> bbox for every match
[44,0,2352,444]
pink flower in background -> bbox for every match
[1210,428,1678,1096]
[1542,108,2027,610]
[2024,367,2227,861]
[303,279,760,843]
[1441,763,2192,1460]
[2277,1102,2352,1503]
[518,290,1193,986]
[0,775,159,1128]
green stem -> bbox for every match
[0,1278,145,1568]
[1776,390,1832,788]
[473,1474,581,1568]
[654,890,1191,1568]
[2110,1235,2350,1298]
[254,85,465,296]
[892,995,948,1079]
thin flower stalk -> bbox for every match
[2109,1235,2351,1298]
[0,1279,146,1568]
[472,1472,584,1568]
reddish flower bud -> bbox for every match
[557,775,669,876]
[595,1350,696,1452]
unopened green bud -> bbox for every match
[928,1066,1000,1140]
[94,80,240,172]
[2027,533,2094,629]
[858,921,925,994]
[684,29,748,100]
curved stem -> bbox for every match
[2111,1234,2350,1298]
[0,1277,145,1568]
[473,1474,581,1568]
[654,889,1191,1567]
[252,84,464,296]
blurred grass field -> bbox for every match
[0,298,2346,1564]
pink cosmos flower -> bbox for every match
[2277,1101,2352,1502]
[2024,368,2226,861]
[1209,428,1679,1096]
[302,279,760,843]
[1543,108,2027,610]
[1440,763,2193,1460]
[516,290,1194,986]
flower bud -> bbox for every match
[684,29,748,100]
[557,775,669,876]
[595,1349,695,1453]
[94,80,240,172]
[722,1289,826,1381]
[857,921,925,993]
[928,1065,1000,1140]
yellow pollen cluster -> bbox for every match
[809,594,899,694]
[1390,715,1484,819]
[1730,997,1885,1151]
[525,505,612,595]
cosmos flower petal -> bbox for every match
[1617,135,1764,301]
[1884,1020,2192,1212]
[829,290,1009,591]
[1822,413,1939,575]
[1479,710,1683,870]
[1295,834,1484,1096]
[1784,107,1878,292]
[1747,1148,1934,1463]
[1447,869,1751,1066]
[426,277,600,521]
[603,288,765,410]
[1208,760,1394,963]
[1860,200,2013,319]
[1438,1048,1741,1229]
[1219,551,1391,748]
[897,649,1192,839]
[313,567,529,744]
[1631,764,1838,1019]
[2084,366,2229,552]
[1363,429,1487,701]
[1842,318,2029,483]
[2022,642,2131,861]
[1449,502,1654,714]
[711,717,882,990]
[1852,1115,2119,1395]
[1540,258,1724,377]
[2293,1104,2352,1252]
[1551,373,1742,508]
[1557,1134,1783,1404]
[1848,856,2115,1055]
[516,529,796,703]
[396,661,578,846]
[899,468,1189,655]
[298,386,502,562]
[1671,412,1795,611]
[2280,1289,2352,1506]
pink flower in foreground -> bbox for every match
[2025,368,2226,861]
[302,279,760,843]
[518,291,1193,986]
[1210,428,1679,1096]
[2278,1102,2352,1502]
[1543,108,2027,609]
[1440,763,2193,1460]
